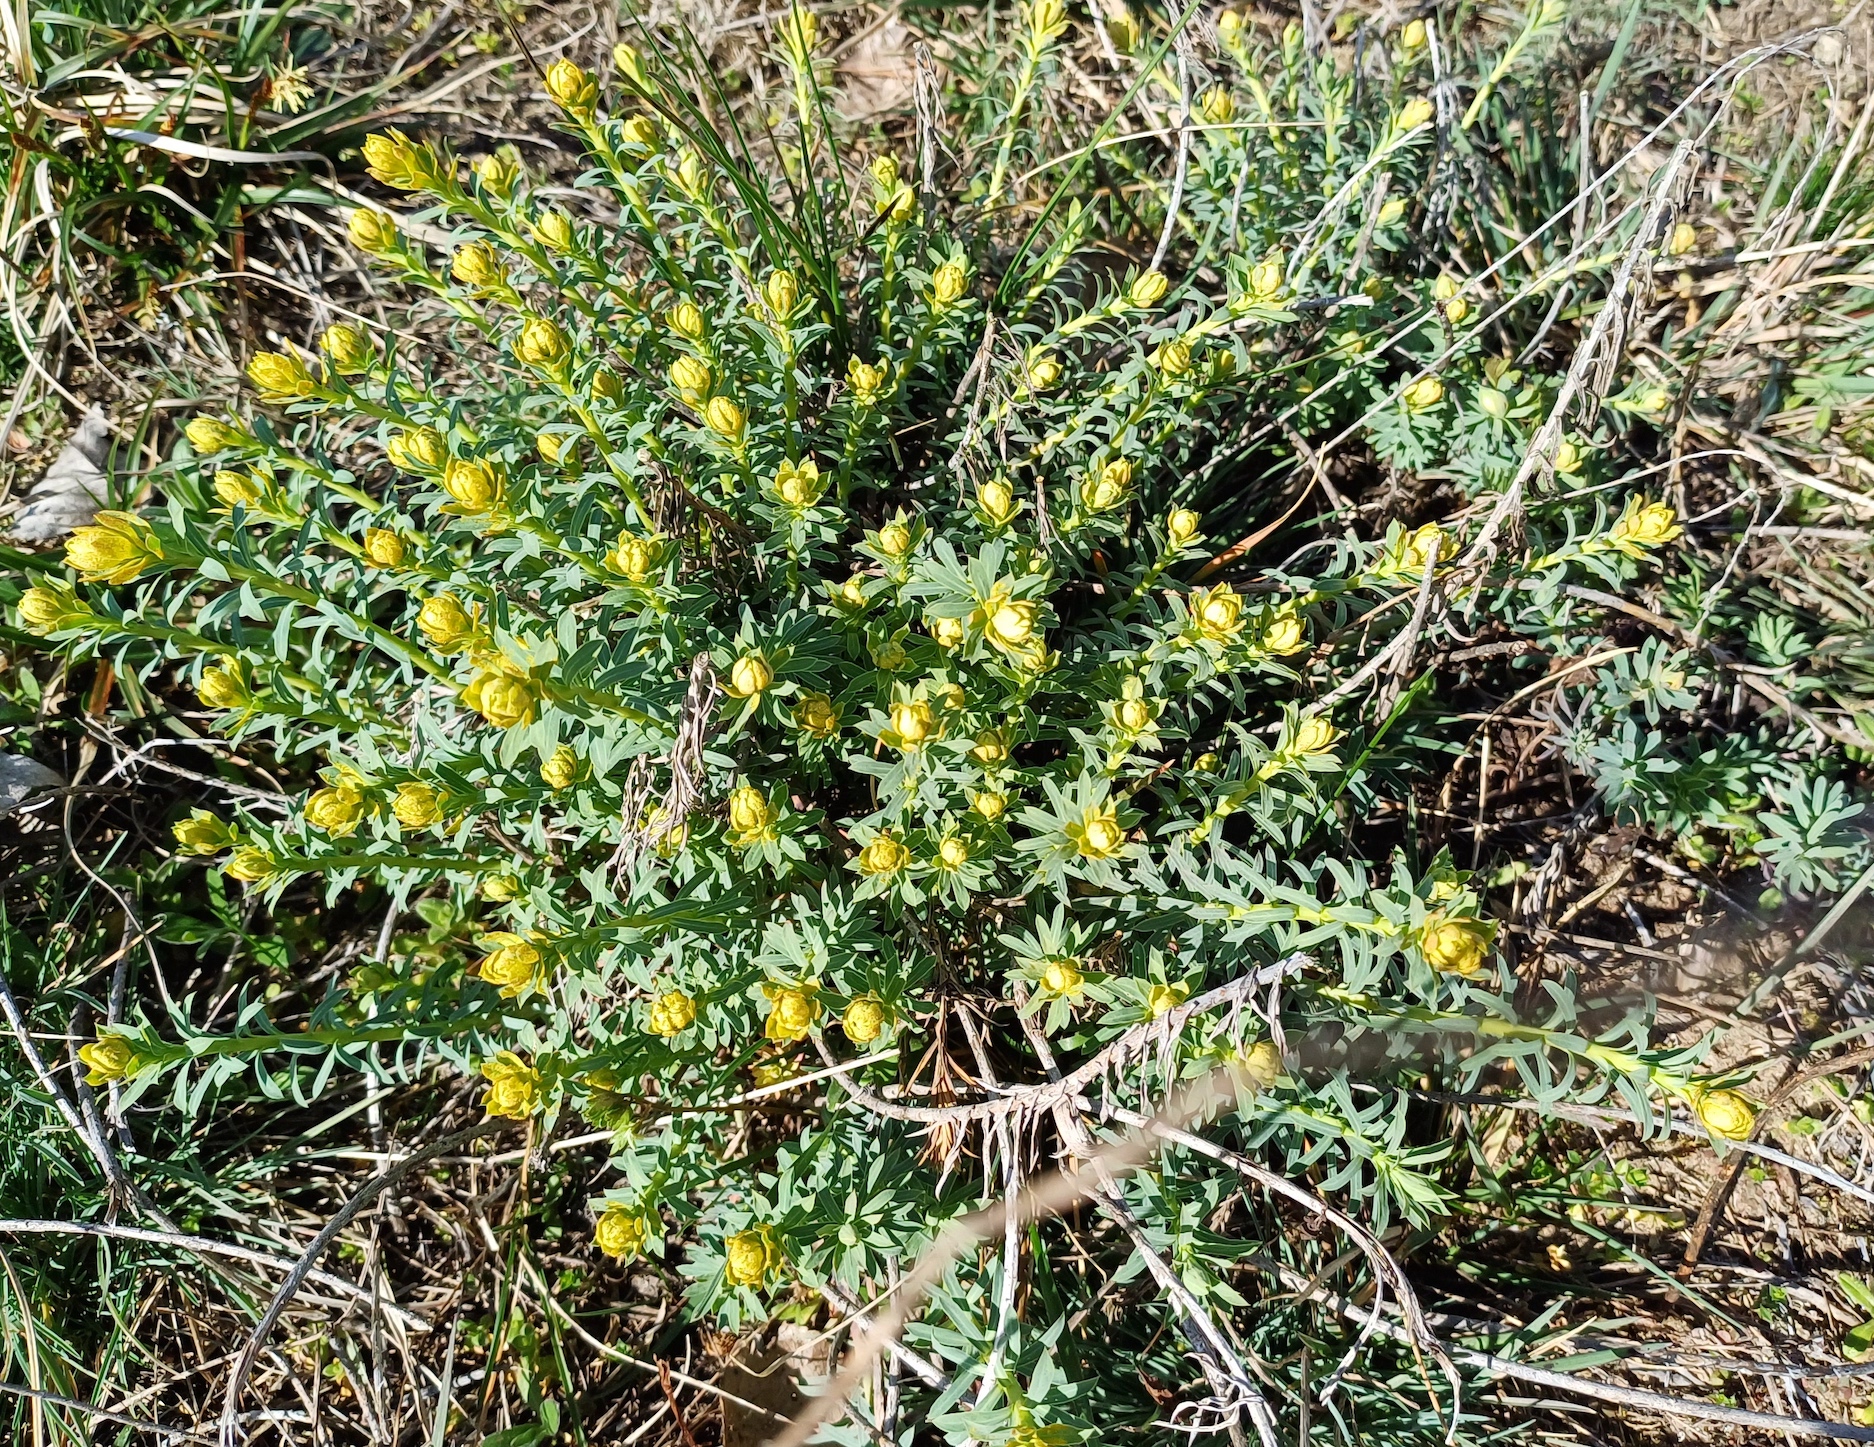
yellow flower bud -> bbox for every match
[613,40,651,90]
[1193,751,1220,773]
[1667,221,1698,257]
[1199,86,1235,125]
[1606,497,1682,555]
[1040,958,1083,997]
[319,323,374,376]
[728,654,773,698]
[668,355,713,401]
[215,470,265,510]
[929,615,965,649]
[361,130,441,191]
[387,426,447,474]
[765,269,798,318]
[930,260,968,307]
[1258,609,1307,656]
[544,57,599,113]
[1106,8,1140,49]
[1691,1087,1755,1141]
[780,2,818,55]
[1402,376,1445,410]
[888,698,935,748]
[418,595,476,652]
[480,1051,541,1120]
[441,456,503,514]
[773,457,825,508]
[186,416,249,453]
[481,873,521,902]
[936,837,970,870]
[620,114,659,150]
[842,996,886,1044]
[79,1035,137,1084]
[1127,269,1169,307]
[667,300,706,341]
[1024,348,1063,391]
[223,846,276,883]
[726,785,777,840]
[531,209,575,252]
[1155,338,1193,377]
[463,668,538,729]
[703,395,746,442]
[836,575,869,610]
[1476,384,1508,419]
[596,1207,651,1259]
[673,148,708,197]
[1377,197,1407,225]
[247,350,316,400]
[986,598,1038,650]
[870,637,908,670]
[514,315,571,370]
[1168,509,1201,544]
[347,208,400,255]
[1217,8,1244,44]
[970,731,1008,766]
[1082,458,1133,512]
[793,691,841,738]
[1444,296,1471,325]
[613,534,660,582]
[1553,438,1584,475]
[648,989,698,1036]
[1398,96,1435,131]
[392,781,444,828]
[1068,803,1126,859]
[362,528,407,568]
[1240,1038,1283,1088]
[476,151,520,197]
[1401,17,1427,50]
[65,511,163,584]
[1189,583,1244,644]
[978,478,1020,525]
[1400,523,1449,574]
[973,789,1008,821]
[723,1225,781,1287]
[1418,910,1496,975]
[541,744,579,791]
[305,784,365,837]
[1116,697,1153,733]
[1026,0,1068,40]
[172,809,237,855]
[764,984,821,1042]
[18,584,87,635]
[1145,981,1189,1018]
[196,665,250,712]
[876,519,913,558]
[846,357,889,405]
[857,832,911,877]
[1291,715,1338,755]
[451,240,507,292]
[477,932,543,997]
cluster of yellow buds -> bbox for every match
[172,809,239,855]
[544,58,600,116]
[847,356,890,407]
[1433,274,1470,325]
[772,457,826,509]
[1066,801,1127,860]
[440,456,505,517]
[1038,957,1085,999]
[79,1033,141,1084]
[726,653,774,699]
[1144,980,1190,1019]
[362,527,407,568]
[841,995,887,1044]
[1601,496,1683,557]
[197,663,252,712]
[462,659,540,729]
[648,989,699,1037]
[1402,375,1445,410]
[481,1051,542,1119]
[393,781,445,828]
[595,1205,654,1259]
[387,425,448,474]
[763,981,822,1042]
[541,745,580,791]
[477,932,546,997]
[856,830,912,878]
[1255,714,1339,780]
[319,322,377,376]
[1187,582,1245,646]
[362,129,445,191]
[723,1224,783,1287]
[1417,910,1497,976]
[725,785,779,845]
[305,780,366,837]
[793,691,842,738]
[977,477,1023,528]
[248,348,319,401]
[346,208,400,256]
[1199,86,1235,126]
[1683,1084,1755,1141]
[17,580,97,635]
[869,156,915,222]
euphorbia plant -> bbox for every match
[22,5,1775,1438]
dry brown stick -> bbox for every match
[658,1361,703,1447]
[1680,1043,1874,1272]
